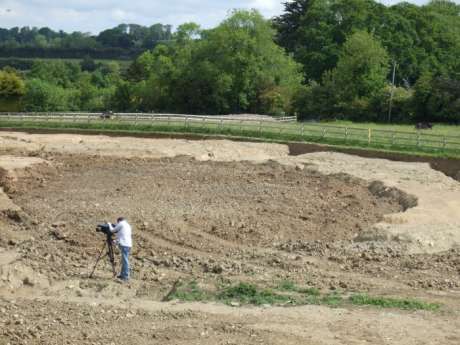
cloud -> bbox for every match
[0,0,453,33]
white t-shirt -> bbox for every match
[109,220,132,248]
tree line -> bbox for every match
[0,24,172,59]
[0,0,459,123]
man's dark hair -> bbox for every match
[117,217,125,223]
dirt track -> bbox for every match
[0,131,459,344]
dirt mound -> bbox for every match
[368,180,418,211]
[2,153,458,295]
[7,155,401,277]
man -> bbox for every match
[109,217,132,281]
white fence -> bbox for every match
[0,112,459,153]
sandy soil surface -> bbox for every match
[1,131,459,253]
[0,131,459,344]
[292,152,460,253]
[1,296,459,345]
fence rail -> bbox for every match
[0,112,459,154]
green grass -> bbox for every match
[276,280,321,296]
[163,280,441,311]
[277,280,298,292]
[332,120,460,137]
[164,281,210,302]
[217,282,293,306]
[319,292,344,307]
[349,294,441,311]
[0,118,459,159]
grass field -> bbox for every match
[332,120,460,137]
[1,118,459,159]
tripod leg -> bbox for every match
[89,241,107,278]
[107,241,117,277]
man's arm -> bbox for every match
[108,222,122,233]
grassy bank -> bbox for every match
[165,280,441,311]
[0,119,459,159]
[332,120,460,137]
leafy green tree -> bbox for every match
[126,10,303,115]
[29,60,82,88]
[293,76,339,121]
[22,79,78,111]
[274,0,385,81]
[412,72,460,123]
[80,56,98,72]
[274,0,460,84]
[293,31,390,121]
[0,68,25,111]
[0,69,25,99]
[332,31,389,103]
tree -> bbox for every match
[274,0,460,84]
[274,0,385,81]
[196,10,303,114]
[22,79,77,111]
[331,31,389,120]
[412,73,460,123]
[333,31,389,102]
[80,56,98,72]
[293,31,390,121]
[0,69,25,111]
[126,10,303,115]
[0,69,25,99]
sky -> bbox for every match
[0,0,451,34]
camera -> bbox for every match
[96,223,114,237]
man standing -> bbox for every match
[109,217,132,281]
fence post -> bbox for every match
[168,115,171,127]
[220,118,223,131]
[417,133,421,147]
[322,128,326,139]
[258,121,262,134]
[368,128,372,145]
[391,131,395,145]
[442,136,446,151]
[301,124,305,137]
[345,127,348,142]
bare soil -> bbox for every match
[0,132,459,344]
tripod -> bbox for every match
[89,234,117,278]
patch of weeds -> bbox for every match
[349,294,441,311]
[217,282,294,306]
[320,292,343,307]
[164,280,442,312]
[277,280,298,292]
[276,280,321,296]
[297,287,321,296]
[164,280,209,302]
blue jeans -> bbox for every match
[119,245,131,280]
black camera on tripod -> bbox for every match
[90,223,117,278]
[96,223,115,237]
